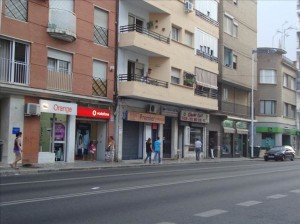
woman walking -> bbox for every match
[105,136,115,162]
[144,138,153,164]
[10,131,22,169]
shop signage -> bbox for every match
[236,121,247,129]
[223,120,234,128]
[40,100,77,115]
[161,107,179,117]
[77,107,110,119]
[180,110,209,123]
[125,111,165,124]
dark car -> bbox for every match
[264,146,295,161]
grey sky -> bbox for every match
[258,0,297,61]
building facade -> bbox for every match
[116,0,219,160]
[0,0,116,164]
[216,0,257,158]
[255,48,298,155]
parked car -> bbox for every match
[264,146,295,161]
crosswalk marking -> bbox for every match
[236,201,262,207]
[290,189,300,194]
[267,194,287,199]
[194,209,228,217]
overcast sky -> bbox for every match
[258,0,297,61]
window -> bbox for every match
[260,100,276,115]
[224,14,238,37]
[283,74,288,87]
[259,69,276,84]
[172,26,180,41]
[283,103,288,117]
[189,127,203,151]
[94,7,108,46]
[171,67,180,84]
[195,0,218,21]
[47,49,72,74]
[233,23,238,37]
[291,105,296,118]
[5,0,28,22]
[196,28,218,58]
[223,88,228,101]
[233,54,237,70]
[93,60,107,81]
[291,77,295,90]
[185,31,193,47]
[224,47,232,67]
[0,38,29,84]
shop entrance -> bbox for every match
[163,117,172,158]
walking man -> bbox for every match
[195,138,202,161]
[209,138,215,159]
[153,137,161,164]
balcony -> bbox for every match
[47,9,76,42]
[47,70,73,92]
[119,74,217,110]
[195,85,218,99]
[119,24,170,57]
[196,49,218,63]
[195,10,219,27]
[92,77,107,97]
[219,101,250,117]
[0,57,29,85]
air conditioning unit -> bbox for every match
[24,103,41,116]
[146,104,159,114]
[184,1,193,13]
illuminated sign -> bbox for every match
[39,100,77,115]
[77,107,110,119]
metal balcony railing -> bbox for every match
[195,10,219,27]
[92,77,107,97]
[220,101,250,116]
[120,24,170,44]
[196,49,219,63]
[94,25,108,46]
[47,70,73,92]
[194,85,218,99]
[0,57,29,85]
[119,74,168,88]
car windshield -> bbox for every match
[269,147,284,153]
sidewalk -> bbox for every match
[0,157,258,176]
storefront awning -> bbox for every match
[237,128,248,135]
[224,127,235,133]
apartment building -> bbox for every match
[296,0,300,153]
[255,48,298,154]
[216,0,257,158]
[0,0,116,164]
[116,0,219,160]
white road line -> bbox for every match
[290,189,300,193]
[236,201,262,207]
[267,194,287,199]
[91,187,100,190]
[194,209,228,218]
[156,222,176,224]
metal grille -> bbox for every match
[5,0,27,21]
[92,77,107,97]
[94,25,108,46]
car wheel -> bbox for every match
[291,155,294,161]
[281,155,285,161]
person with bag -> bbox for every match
[105,136,115,162]
[144,138,153,164]
[10,131,22,169]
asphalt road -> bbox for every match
[1,160,300,224]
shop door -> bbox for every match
[122,120,139,160]
[163,117,172,158]
[52,122,66,161]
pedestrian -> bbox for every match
[153,137,161,164]
[209,138,215,159]
[105,136,115,162]
[144,138,153,164]
[10,131,22,169]
[195,138,202,161]
[89,141,96,161]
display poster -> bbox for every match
[54,123,65,141]
[75,123,91,157]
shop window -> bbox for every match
[261,133,275,149]
[189,127,202,151]
[222,133,232,154]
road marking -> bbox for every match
[290,189,300,193]
[156,222,176,224]
[236,201,262,207]
[267,194,287,199]
[91,187,100,190]
[194,209,228,217]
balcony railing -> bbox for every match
[0,57,29,85]
[47,70,73,92]
[195,10,219,27]
[119,74,168,88]
[194,85,218,99]
[220,101,250,116]
[94,25,108,46]
[47,8,76,42]
[120,24,170,44]
[92,77,107,97]
[196,49,219,63]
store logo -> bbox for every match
[53,104,72,114]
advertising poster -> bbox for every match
[75,123,91,157]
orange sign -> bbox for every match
[126,111,165,124]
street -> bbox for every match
[1,160,300,224]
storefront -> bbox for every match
[75,106,110,161]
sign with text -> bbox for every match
[180,110,209,123]
[126,111,165,124]
[40,100,77,115]
[77,107,110,119]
